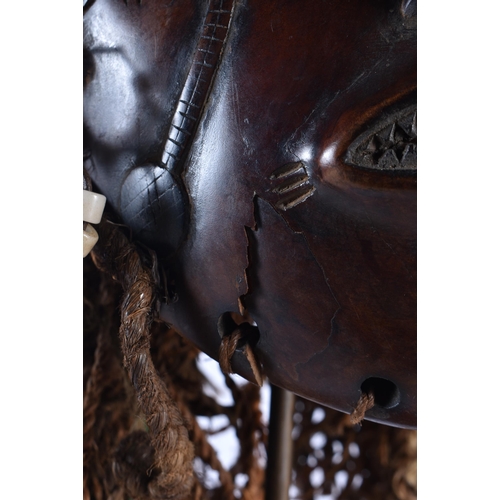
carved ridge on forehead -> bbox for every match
[160,0,236,175]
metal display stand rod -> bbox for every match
[265,385,295,500]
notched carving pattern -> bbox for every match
[116,0,236,254]
[269,161,316,211]
[344,106,417,171]
[161,0,235,171]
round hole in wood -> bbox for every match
[360,377,400,409]
[217,311,260,344]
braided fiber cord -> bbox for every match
[84,259,134,500]
[224,375,266,500]
[84,217,416,500]
[350,392,375,426]
[219,330,242,375]
[92,218,194,500]
[148,325,236,500]
[290,396,416,500]
[84,323,114,500]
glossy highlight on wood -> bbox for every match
[84,0,417,428]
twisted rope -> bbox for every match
[92,218,194,500]
[350,392,375,426]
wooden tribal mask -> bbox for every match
[84,0,417,428]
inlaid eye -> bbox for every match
[344,105,416,172]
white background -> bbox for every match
[0,1,499,498]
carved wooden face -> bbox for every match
[84,0,417,428]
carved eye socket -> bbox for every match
[344,105,416,172]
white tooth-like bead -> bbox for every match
[83,190,106,224]
[83,224,99,258]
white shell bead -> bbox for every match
[83,224,99,258]
[83,190,106,224]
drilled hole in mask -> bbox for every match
[217,311,260,344]
[360,377,400,409]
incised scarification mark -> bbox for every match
[269,161,316,211]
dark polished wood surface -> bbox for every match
[84,0,417,428]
